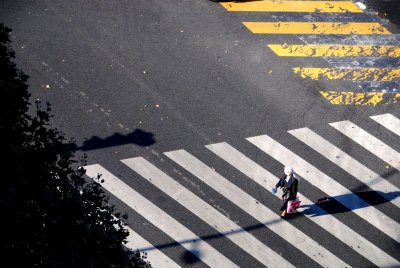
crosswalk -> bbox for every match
[219,0,400,106]
[84,112,400,267]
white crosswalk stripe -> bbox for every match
[330,120,400,171]
[370,113,400,138]
[109,213,180,267]
[164,150,350,268]
[206,142,399,267]
[110,213,180,267]
[125,226,180,268]
[84,164,239,268]
[83,113,400,267]
[121,156,293,268]
[288,127,400,208]
[247,134,400,244]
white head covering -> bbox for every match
[284,166,293,176]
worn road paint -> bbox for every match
[268,44,400,57]
[269,13,378,23]
[384,93,400,104]
[320,91,400,105]
[243,22,391,35]
[299,34,400,45]
[294,67,400,81]
[327,58,400,68]
[221,1,361,13]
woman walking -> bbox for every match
[273,166,298,217]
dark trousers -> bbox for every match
[280,199,289,211]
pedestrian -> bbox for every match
[273,166,298,217]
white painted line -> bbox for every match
[84,164,238,268]
[330,120,400,171]
[111,214,180,267]
[247,135,400,244]
[288,128,400,208]
[164,150,350,268]
[125,226,180,268]
[370,113,400,138]
[206,142,399,267]
[121,157,293,268]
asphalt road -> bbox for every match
[1,1,399,267]
[364,0,400,26]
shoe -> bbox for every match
[281,210,287,217]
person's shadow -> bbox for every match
[67,129,155,152]
[301,191,400,217]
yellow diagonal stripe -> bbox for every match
[294,68,400,81]
[268,44,400,57]
[243,22,391,35]
[319,91,385,105]
[221,1,362,13]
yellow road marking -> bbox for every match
[320,91,400,105]
[243,22,391,34]
[268,44,400,57]
[221,1,361,13]
[294,68,400,81]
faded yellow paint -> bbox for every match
[268,44,400,57]
[243,22,391,35]
[386,93,400,104]
[294,68,400,81]
[221,1,362,13]
[319,91,385,105]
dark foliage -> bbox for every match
[0,23,151,267]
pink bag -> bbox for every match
[287,196,301,213]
